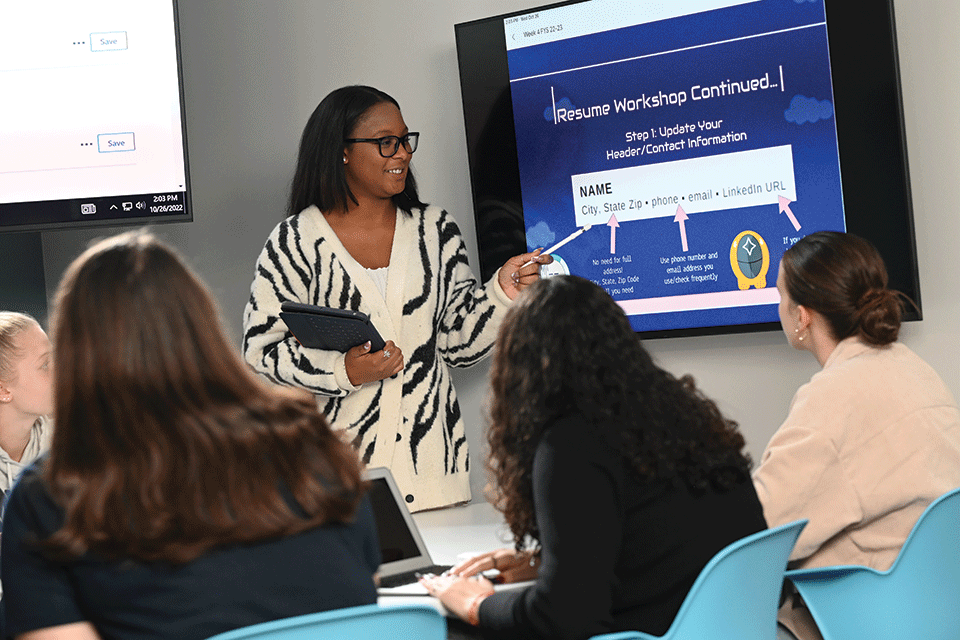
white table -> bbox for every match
[410,500,515,564]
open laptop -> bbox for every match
[365,466,453,589]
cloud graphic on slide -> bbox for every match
[784,95,834,125]
[527,221,556,248]
[545,98,575,121]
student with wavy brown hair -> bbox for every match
[0,231,380,640]
[754,231,960,640]
[421,275,766,640]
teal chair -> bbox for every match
[205,603,445,640]
[590,519,807,640]
[785,486,960,640]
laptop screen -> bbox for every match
[368,476,421,563]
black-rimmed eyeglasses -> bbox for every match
[344,132,420,158]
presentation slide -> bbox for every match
[504,0,844,333]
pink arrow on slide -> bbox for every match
[607,213,620,254]
[674,205,689,252]
[778,195,802,231]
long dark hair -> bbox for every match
[287,85,425,217]
[781,231,908,346]
[486,276,751,549]
[45,230,365,563]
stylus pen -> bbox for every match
[519,224,593,269]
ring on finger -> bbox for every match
[383,350,391,359]
[492,556,498,570]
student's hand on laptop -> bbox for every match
[450,549,540,583]
[419,573,495,624]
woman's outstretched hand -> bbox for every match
[344,340,404,386]
[498,250,553,300]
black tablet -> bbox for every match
[279,301,386,353]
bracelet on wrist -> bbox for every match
[466,590,494,626]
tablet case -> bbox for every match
[279,301,386,353]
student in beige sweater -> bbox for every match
[753,231,960,640]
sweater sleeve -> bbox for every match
[433,211,510,368]
[752,387,864,562]
[479,419,622,640]
[242,219,358,396]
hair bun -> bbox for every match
[857,288,887,310]
[856,287,901,346]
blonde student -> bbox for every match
[0,311,53,497]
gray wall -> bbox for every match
[40,0,960,501]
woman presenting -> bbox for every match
[754,231,960,640]
[243,85,547,511]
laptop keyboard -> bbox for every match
[378,564,453,588]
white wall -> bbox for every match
[41,0,960,500]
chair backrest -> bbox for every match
[658,519,807,640]
[888,484,960,578]
[204,604,446,640]
[788,485,960,640]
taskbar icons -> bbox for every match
[81,199,147,215]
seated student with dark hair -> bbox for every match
[1,231,380,640]
[421,276,767,640]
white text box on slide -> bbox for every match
[571,144,796,227]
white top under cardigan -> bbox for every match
[243,205,511,511]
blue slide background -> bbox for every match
[506,0,846,333]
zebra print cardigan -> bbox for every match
[243,205,511,511]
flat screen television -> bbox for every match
[0,0,191,233]
[455,0,920,338]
